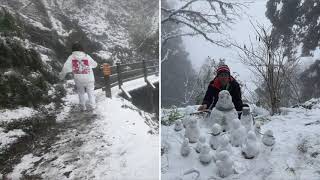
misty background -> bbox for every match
[161,0,320,112]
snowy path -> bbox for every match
[161,106,320,180]
[4,86,159,179]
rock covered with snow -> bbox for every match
[209,124,222,150]
[209,90,238,130]
[216,151,234,178]
[262,130,275,146]
[185,118,200,143]
[196,136,206,153]
[242,131,259,159]
[230,119,246,147]
[174,119,183,131]
[181,138,191,157]
[199,144,212,164]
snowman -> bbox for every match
[254,122,262,138]
[262,130,275,146]
[242,131,259,159]
[230,119,246,147]
[216,151,234,178]
[174,119,183,131]
[241,106,253,132]
[185,118,200,143]
[217,135,232,154]
[181,138,191,157]
[209,90,238,131]
[196,136,206,153]
[210,123,222,150]
[199,144,212,164]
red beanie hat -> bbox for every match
[216,64,230,75]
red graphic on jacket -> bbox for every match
[72,59,90,74]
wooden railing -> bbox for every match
[100,59,159,99]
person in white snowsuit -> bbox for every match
[59,42,98,111]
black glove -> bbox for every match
[238,111,242,119]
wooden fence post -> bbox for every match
[104,75,112,98]
[102,63,112,98]
[142,60,147,82]
[116,62,122,88]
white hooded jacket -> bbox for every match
[60,51,98,84]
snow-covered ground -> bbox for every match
[2,77,159,179]
[161,103,320,180]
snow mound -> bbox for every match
[0,107,37,124]
[299,98,320,109]
[0,128,26,152]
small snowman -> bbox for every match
[181,138,191,157]
[242,131,259,159]
[216,151,234,178]
[230,119,246,147]
[210,123,222,150]
[174,119,183,131]
[262,130,275,146]
[196,136,206,153]
[254,122,262,138]
[185,118,200,143]
[217,135,232,154]
[199,144,212,164]
[241,106,253,132]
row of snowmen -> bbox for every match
[174,90,275,178]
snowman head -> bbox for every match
[189,118,198,128]
[212,123,222,135]
[232,119,241,129]
[183,138,190,145]
[199,136,206,143]
[216,90,234,111]
[201,144,210,154]
[264,130,273,136]
[247,131,257,141]
[218,151,228,161]
[175,119,182,125]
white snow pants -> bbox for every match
[76,82,95,110]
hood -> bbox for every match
[71,51,87,60]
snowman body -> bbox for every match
[174,119,183,131]
[181,138,191,156]
[199,144,212,164]
[216,151,234,178]
[241,114,253,132]
[196,136,206,153]
[262,130,275,146]
[242,131,259,159]
[230,119,247,147]
[185,118,200,143]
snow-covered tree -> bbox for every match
[161,0,247,47]
[233,23,300,115]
